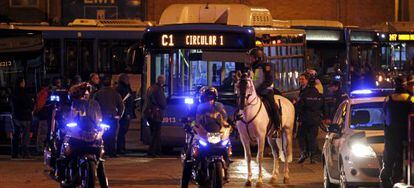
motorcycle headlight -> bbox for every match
[66,122,78,128]
[350,143,376,158]
[99,123,110,130]
[221,139,230,146]
[199,139,208,147]
[207,132,221,144]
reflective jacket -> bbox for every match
[252,62,274,93]
[295,86,326,125]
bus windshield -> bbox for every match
[150,49,238,97]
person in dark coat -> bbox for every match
[116,73,135,154]
[295,73,326,164]
[11,77,34,158]
[143,75,167,157]
[380,76,414,188]
[324,80,348,122]
[94,76,124,157]
[89,73,100,96]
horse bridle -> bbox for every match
[236,76,262,125]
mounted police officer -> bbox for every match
[380,76,414,188]
[247,47,281,137]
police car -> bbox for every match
[323,88,394,188]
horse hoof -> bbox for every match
[245,180,252,187]
[269,177,278,184]
[255,182,263,187]
[283,177,290,184]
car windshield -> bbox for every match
[350,102,384,130]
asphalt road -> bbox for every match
[0,154,323,188]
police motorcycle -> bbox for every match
[181,87,232,188]
[56,84,109,188]
[44,89,71,177]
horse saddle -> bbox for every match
[260,95,282,137]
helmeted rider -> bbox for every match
[67,82,102,124]
[247,47,281,137]
[380,76,414,188]
[56,82,102,182]
[181,86,231,188]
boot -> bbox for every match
[297,153,308,164]
[310,152,320,164]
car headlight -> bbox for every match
[351,143,376,158]
[207,132,221,144]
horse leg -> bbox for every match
[267,136,279,184]
[239,130,253,186]
[283,128,293,184]
[256,136,266,187]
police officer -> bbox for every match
[247,47,281,137]
[380,76,414,188]
[181,86,231,188]
[295,73,326,164]
[324,80,348,122]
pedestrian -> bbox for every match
[116,73,135,154]
[295,73,326,164]
[306,69,324,94]
[143,75,167,157]
[380,76,414,188]
[89,73,100,96]
[93,76,124,157]
[11,77,34,158]
[324,80,348,123]
[71,75,82,86]
[33,79,51,154]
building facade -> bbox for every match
[0,0,405,27]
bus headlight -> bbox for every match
[351,143,376,158]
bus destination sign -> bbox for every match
[389,33,414,41]
[161,34,224,47]
[144,26,255,50]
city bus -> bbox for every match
[0,25,43,146]
[289,20,381,92]
[371,21,414,87]
[15,19,152,91]
[138,4,306,147]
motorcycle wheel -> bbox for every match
[210,161,223,188]
[81,161,96,188]
[97,161,108,188]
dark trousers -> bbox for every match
[297,124,319,156]
[148,119,162,155]
[12,119,31,157]
[259,89,281,129]
[103,117,119,156]
[117,116,130,153]
[380,132,404,187]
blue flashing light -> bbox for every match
[184,97,194,105]
[199,140,207,147]
[247,29,253,34]
[334,75,341,80]
[221,139,230,146]
[50,95,60,102]
[351,89,373,95]
[66,122,78,128]
[99,123,110,130]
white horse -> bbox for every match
[234,71,295,187]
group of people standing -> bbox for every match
[10,73,135,158]
[295,69,347,164]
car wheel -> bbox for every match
[324,162,337,188]
[339,163,349,188]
